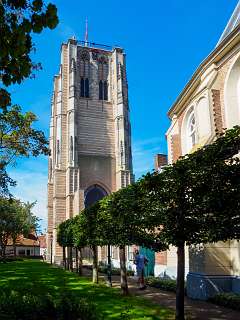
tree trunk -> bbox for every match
[119,245,128,295]
[176,243,185,320]
[67,247,70,270]
[75,247,78,273]
[78,247,83,276]
[2,245,6,258]
[69,246,73,271]
[13,243,16,257]
[107,244,112,287]
[63,246,66,269]
[92,245,98,283]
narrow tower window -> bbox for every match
[70,136,73,163]
[80,77,89,98]
[80,78,85,97]
[56,139,60,165]
[99,80,108,101]
[99,80,103,100]
[104,81,108,101]
[85,78,89,98]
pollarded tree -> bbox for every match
[75,203,102,283]
[98,183,158,295]
[140,126,240,320]
[57,219,74,270]
[72,214,88,276]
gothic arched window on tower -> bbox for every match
[80,77,89,98]
[99,80,108,101]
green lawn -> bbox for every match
[0,259,174,319]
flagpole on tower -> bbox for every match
[84,17,88,46]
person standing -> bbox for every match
[134,249,148,290]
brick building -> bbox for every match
[165,1,240,299]
[47,39,134,264]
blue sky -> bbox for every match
[8,0,238,231]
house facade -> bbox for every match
[165,1,240,299]
[6,234,40,257]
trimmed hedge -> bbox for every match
[0,290,101,320]
[98,265,134,276]
[209,292,240,311]
[145,277,178,292]
[0,257,23,263]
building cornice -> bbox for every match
[168,24,240,119]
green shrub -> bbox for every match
[146,277,178,292]
[98,265,134,276]
[0,257,23,263]
[209,292,240,310]
[0,289,101,320]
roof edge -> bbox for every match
[168,24,240,119]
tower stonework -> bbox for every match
[47,39,134,262]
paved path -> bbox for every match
[100,273,240,320]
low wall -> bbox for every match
[187,273,240,300]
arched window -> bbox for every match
[98,59,108,101]
[98,80,108,101]
[187,111,197,150]
[224,55,240,128]
[84,185,107,208]
[79,50,90,98]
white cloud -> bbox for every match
[132,136,165,179]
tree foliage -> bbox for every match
[0,0,58,195]
[0,0,58,88]
[57,127,240,317]
[0,197,39,256]
[139,126,240,320]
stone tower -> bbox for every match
[47,39,134,262]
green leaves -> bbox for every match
[0,197,39,255]
[0,0,58,86]
[0,104,49,195]
[0,1,58,195]
[140,126,240,248]
[57,127,240,257]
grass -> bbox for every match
[0,259,174,320]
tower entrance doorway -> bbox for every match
[84,184,108,208]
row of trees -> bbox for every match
[0,197,39,257]
[57,126,240,320]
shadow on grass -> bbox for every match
[0,260,174,320]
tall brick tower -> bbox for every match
[47,38,134,262]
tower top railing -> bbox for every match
[76,40,122,51]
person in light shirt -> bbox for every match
[134,249,148,290]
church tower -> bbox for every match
[47,39,134,262]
